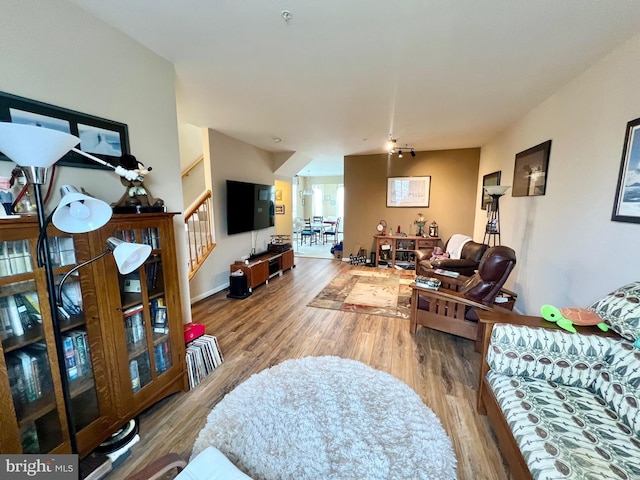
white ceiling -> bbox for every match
[66,0,640,176]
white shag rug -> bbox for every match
[191,356,456,480]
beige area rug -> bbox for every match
[308,266,415,318]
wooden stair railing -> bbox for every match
[184,189,215,279]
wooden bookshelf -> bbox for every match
[0,213,186,458]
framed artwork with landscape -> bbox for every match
[386,176,430,207]
[612,116,640,223]
[481,171,501,210]
[0,91,129,170]
[511,140,552,197]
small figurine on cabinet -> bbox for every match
[414,213,426,236]
[112,154,165,213]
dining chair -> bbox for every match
[323,217,340,245]
[300,218,315,245]
[312,216,324,243]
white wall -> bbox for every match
[189,129,277,302]
[475,33,640,314]
[0,0,192,323]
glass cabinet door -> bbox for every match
[50,234,102,435]
[116,227,172,394]
[0,239,64,453]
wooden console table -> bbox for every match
[230,249,295,292]
[374,235,440,268]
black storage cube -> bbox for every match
[227,274,251,299]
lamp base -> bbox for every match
[112,205,166,214]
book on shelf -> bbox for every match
[124,305,146,345]
[62,336,79,380]
[136,354,151,387]
[20,423,39,454]
[145,260,161,290]
[153,306,168,334]
[14,294,39,331]
[60,281,82,316]
[65,330,91,378]
[7,355,28,415]
[154,341,171,374]
[5,240,31,275]
[16,351,38,401]
[129,360,140,392]
[3,296,25,337]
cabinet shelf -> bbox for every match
[373,235,440,269]
[69,374,96,399]
[2,328,46,353]
[16,392,57,428]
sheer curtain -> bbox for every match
[312,186,323,217]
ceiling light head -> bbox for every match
[387,138,397,152]
[273,137,282,143]
[398,150,403,158]
[410,150,416,158]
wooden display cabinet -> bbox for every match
[373,235,440,268]
[89,213,187,421]
[0,218,115,457]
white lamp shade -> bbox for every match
[484,185,511,196]
[0,123,80,167]
[52,185,113,233]
[106,237,152,275]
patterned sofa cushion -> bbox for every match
[592,341,640,436]
[589,282,640,342]
[487,324,614,388]
[488,371,640,479]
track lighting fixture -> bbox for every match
[387,137,416,158]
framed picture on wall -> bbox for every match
[612,116,640,223]
[0,90,130,170]
[386,176,431,207]
[481,171,501,210]
[511,140,552,197]
[275,204,285,214]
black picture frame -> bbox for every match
[0,91,130,170]
[511,140,552,197]
[481,171,501,210]
[612,117,640,223]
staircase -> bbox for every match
[184,188,216,279]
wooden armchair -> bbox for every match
[410,246,517,346]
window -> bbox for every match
[337,185,344,219]
[312,186,323,217]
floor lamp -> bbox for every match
[483,185,510,246]
[0,123,150,453]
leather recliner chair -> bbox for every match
[415,240,488,277]
[412,245,517,341]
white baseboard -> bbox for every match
[191,282,230,304]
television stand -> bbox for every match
[229,248,295,293]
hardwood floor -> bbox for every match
[107,257,513,479]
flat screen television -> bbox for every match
[226,180,275,235]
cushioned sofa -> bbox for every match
[477,282,640,480]
[415,239,488,277]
